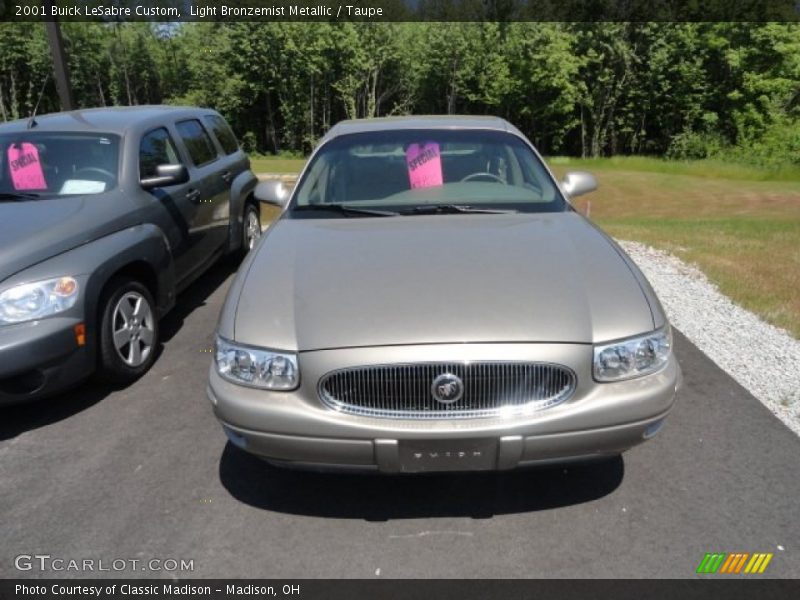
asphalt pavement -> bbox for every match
[2,261,798,579]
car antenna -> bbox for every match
[27,73,52,129]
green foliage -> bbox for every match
[1,22,798,170]
[240,132,258,155]
[721,119,800,168]
[666,130,727,161]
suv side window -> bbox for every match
[175,119,218,166]
[204,115,239,155]
[140,128,181,179]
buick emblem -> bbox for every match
[431,373,464,404]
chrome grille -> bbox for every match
[318,362,577,419]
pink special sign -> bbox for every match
[7,142,47,190]
[406,142,443,189]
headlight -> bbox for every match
[0,277,79,325]
[593,326,672,382]
[214,335,299,390]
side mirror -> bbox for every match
[561,171,597,198]
[141,164,189,189]
[254,180,289,207]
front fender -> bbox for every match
[4,222,175,321]
[0,224,175,364]
[227,169,259,253]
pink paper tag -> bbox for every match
[406,142,443,189]
[7,143,47,190]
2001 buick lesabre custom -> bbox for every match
[208,116,682,473]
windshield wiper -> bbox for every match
[402,204,518,215]
[294,204,399,217]
[0,191,41,201]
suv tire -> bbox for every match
[97,277,159,383]
[242,202,262,254]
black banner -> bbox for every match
[1,0,800,22]
[2,580,800,600]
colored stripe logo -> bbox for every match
[696,552,773,574]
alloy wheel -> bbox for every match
[111,291,155,367]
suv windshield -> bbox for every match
[0,132,121,197]
[291,129,565,216]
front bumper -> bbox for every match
[208,343,682,473]
[0,317,92,406]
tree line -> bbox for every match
[1,22,798,166]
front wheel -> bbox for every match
[97,277,159,384]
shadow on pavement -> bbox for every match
[0,380,113,442]
[159,259,237,343]
[0,259,238,441]
[219,443,624,520]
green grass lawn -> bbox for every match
[252,154,800,338]
[548,155,800,182]
[550,159,800,338]
[249,155,307,174]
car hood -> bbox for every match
[0,195,125,283]
[233,212,655,351]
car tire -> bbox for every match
[96,277,159,384]
[241,202,262,255]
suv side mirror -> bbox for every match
[561,171,597,198]
[141,164,189,189]
[254,180,289,207]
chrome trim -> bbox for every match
[318,361,577,420]
[430,372,464,404]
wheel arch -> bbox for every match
[96,262,159,316]
[227,170,259,253]
[95,273,160,383]
[80,225,176,327]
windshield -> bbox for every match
[291,129,565,216]
[0,132,121,197]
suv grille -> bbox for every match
[318,362,576,419]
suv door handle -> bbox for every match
[221,171,232,184]
[186,189,201,203]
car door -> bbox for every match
[139,126,207,285]
[203,114,248,245]
[174,118,229,259]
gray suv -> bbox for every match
[0,106,259,405]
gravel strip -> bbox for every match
[618,240,800,436]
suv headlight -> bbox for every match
[0,277,79,325]
[214,335,299,390]
[593,326,672,382]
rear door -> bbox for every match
[203,113,248,242]
[174,118,229,257]
[175,118,229,261]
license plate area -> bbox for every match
[398,438,498,473]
